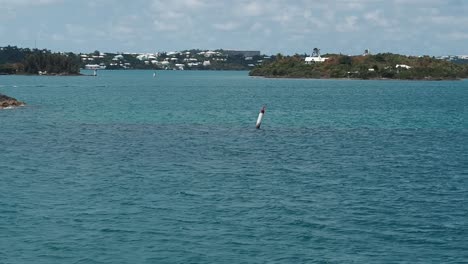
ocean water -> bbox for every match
[1,70,467,263]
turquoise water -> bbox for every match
[1,71,467,263]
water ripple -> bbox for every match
[1,71,467,263]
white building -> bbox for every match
[203,51,220,57]
[113,54,124,61]
[305,56,328,64]
[396,64,412,69]
[136,54,157,61]
[85,64,106,70]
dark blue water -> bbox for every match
[1,71,467,263]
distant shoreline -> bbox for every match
[250,75,462,81]
[1,72,83,76]
[1,70,463,80]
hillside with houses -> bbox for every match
[250,50,468,80]
[0,46,266,74]
[79,49,265,71]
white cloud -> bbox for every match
[153,20,179,32]
[213,22,240,31]
[438,31,468,40]
[183,0,206,8]
[0,0,62,6]
[272,13,292,24]
[149,0,203,33]
[114,25,135,35]
[430,15,468,26]
[336,16,359,32]
[163,11,185,20]
[249,22,263,32]
[51,33,65,41]
[242,1,264,16]
[1,0,467,55]
[151,0,207,12]
[364,10,394,27]
[345,1,366,10]
[303,10,327,29]
[65,24,87,36]
[392,0,445,4]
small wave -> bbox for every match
[179,191,199,197]
[1,104,25,110]
[100,228,136,234]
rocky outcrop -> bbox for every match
[0,94,25,109]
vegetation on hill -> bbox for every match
[249,53,468,80]
[0,46,80,75]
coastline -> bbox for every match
[5,72,83,76]
[249,75,462,81]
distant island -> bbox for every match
[249,51,468,80]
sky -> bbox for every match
[1,0,467,56]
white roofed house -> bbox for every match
[396,64,412,69]
[113,54,124,61]
[305,56,328,64]
[137,54,157,61]
[84,64,106,70]
[204,51,219,57]
[305,48,328,64]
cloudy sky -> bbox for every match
[1,0,467,55]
